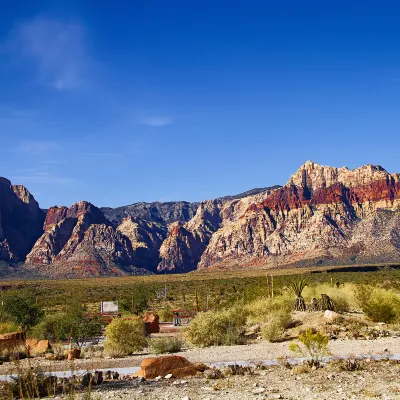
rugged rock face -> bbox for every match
[197,161,400,270]
[25,201,142,278]
[101,201,199,225]
[157,187,280,273]
[2,161,400,278]
[0,178,45,262]
[117,217,167,272]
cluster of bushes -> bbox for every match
[355,285,400,323]
[183,282,400,347]
[183,306,247,347]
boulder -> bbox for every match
[323,310,341,322]
[67,348,81,360]
[26,339,51,356]
[143,312,160,334]
[0,331,25,351]
[134,355,203,379]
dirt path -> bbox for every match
[1,337,399,375]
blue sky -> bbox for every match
[1,1,400,208]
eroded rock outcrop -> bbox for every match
[0,178,45,262]
[26,201,140,277]
[157,187,279,273]
[198,161,400,270]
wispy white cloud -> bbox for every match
[137,116,174,127]
[13,140,60,155]
[7,17,90,90]
[11,169,77,186]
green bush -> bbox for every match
[184,306,247,347]
[30,313,70,341]
[119,285,151,315]
[148,337,183,354]
[158,307,173,322]
[0,322,19,334]
[104,317,146,356]
[289,329,330,364]
[261,310,292,342]
[355,286,400,323]
[1,292,44,331]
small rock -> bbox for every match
[164,374,173,379]
[154,376,162,381]
[182,397,190,400]
[253,387,266,394]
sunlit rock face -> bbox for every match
[3,161,400,278]
[197,162,400,271]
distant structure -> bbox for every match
[100,301,119,314]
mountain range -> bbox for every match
[0,161,399,279]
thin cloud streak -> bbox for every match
[11,170,77,186]
[137,116,174,127]
[13,140,60,155]
[7,17,90,90]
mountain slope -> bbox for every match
[0,178,45,263]
[197,161,400,270]
[1,161,400,279]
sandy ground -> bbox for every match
[83,359,400,400]
[1,337,400,375]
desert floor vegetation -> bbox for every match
[104,317,147,357]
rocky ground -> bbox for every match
[1,335,400,376]
[78,359,400,399]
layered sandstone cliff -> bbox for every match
[1,161,400,278]
[197,161,400,270]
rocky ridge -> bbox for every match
[1,161,400,278]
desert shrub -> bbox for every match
[183,306,247,347]
[0,344,27,362]
[244,294,293,325]
[81,344,104,359]
[148,337,183,354]
[4,364,57,398]
[104,317,146,356]
[158,307,173,322]
[261,310,292,342]
[303,284,356,312]
[289,329,330,365]
[1,292,44,331]
[355,285,400,323]
[30,313,70,341]
[118,285,151,315]
[62,302,102,348]
[0,322,19,334]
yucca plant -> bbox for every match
[289,280,307,311]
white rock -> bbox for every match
[253,387,266,394]
[164,374,173,379]
[324,310,340,321]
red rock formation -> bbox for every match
[198,162,400,270]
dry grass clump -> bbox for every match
[303,283,357,312]
[260,311,292,343]
[243,294,293,342]
[148,336,183,354]
[244,294,293,325]
[183,306,247,347]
